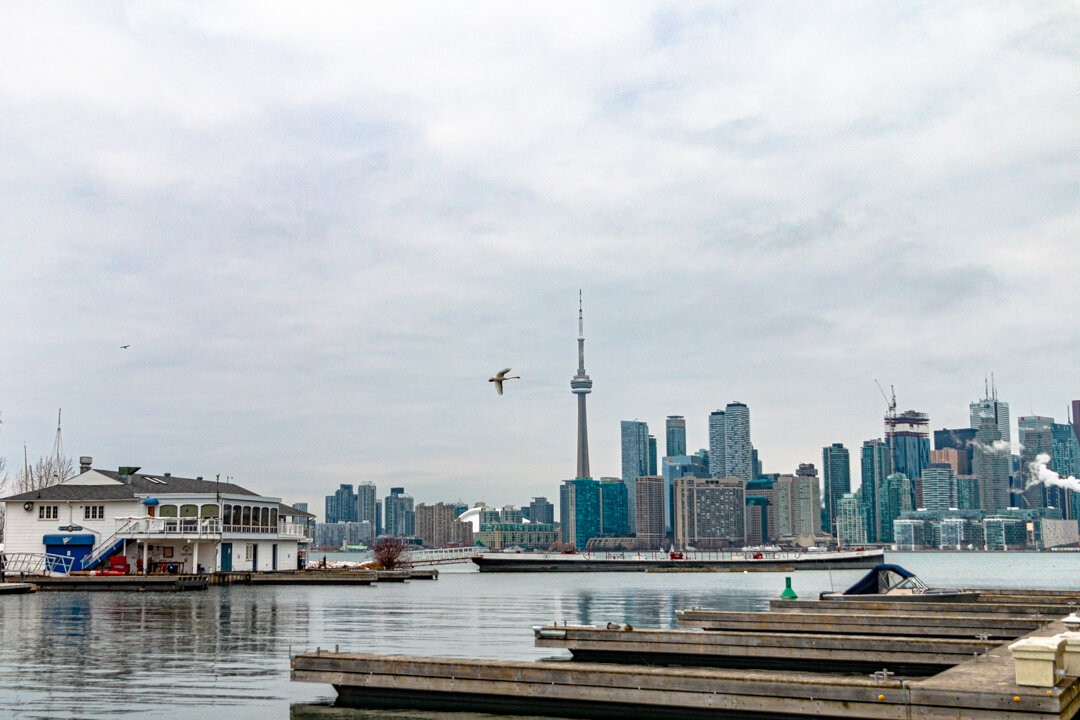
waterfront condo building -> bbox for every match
[599,477,629,537]
[384,487,415,538]
[1,461,312,574]
[835,492,867,546]
[357,482,378,531]
[672,476,746,550]
[415,502,459,547]
[634,475,665,550]
[920,463,957,513]
[559,478,601,550]
[860,439,892,543]
[527,497,555,525]
[821,443,850,535]
[325,483,358,524]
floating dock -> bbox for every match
[0,582,34,595]
[16,574,209,591]
[471,548,883,573]
[4,567,435,590]
[292,591,1080,719]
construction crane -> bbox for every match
[875,380,897,420]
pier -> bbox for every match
[292,591,1080,719]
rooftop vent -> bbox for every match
[79,456,92,473]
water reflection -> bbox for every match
[1,554,1051,719]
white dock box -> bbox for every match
[1055,632,1080,678]
[1009,637,1065,687]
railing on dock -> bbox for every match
[403,547,487,566]
[3,552,74,576]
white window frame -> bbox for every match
[39,505,59,520]
[84,505,105,520]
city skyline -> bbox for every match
[1,4,1078,517]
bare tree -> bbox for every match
[371,537,409,570]
[13,454,74,494]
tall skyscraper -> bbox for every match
[648,436,658,475]
[1019,416,1054,509]
[635,475,665,550]
[665,416,686,457]
[970,381,1010,447]
[620,420,649,533]
[886,409,930,508]
[860,439,891,543]
[357,482,377,530]
[708,410,727,478]
[571,291,593,480]
[821,443,850,534]
[724,402,752,483]
[1073,401,1080,447]
[972,416,1010,512]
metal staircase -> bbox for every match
[79,519,138,570]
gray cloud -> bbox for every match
[1,2,1078,515]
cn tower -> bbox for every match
[571,290,593,479]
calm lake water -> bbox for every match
[0,552,1077,719]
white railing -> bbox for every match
[404,546,486,565]
[115,516,222,537]
[3,552,74,575]
[109,516,308,540]
[277,522,309,539]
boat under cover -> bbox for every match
[821,563,979,601]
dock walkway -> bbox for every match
[292,592,1080,719]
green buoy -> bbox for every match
[780,576,797,600]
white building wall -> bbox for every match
[2,499,143,555]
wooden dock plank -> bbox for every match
[677,609,1040,638]
[293,653,1073,719]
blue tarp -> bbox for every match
[842,563,916,595]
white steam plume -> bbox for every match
[1026,453,1080,493]
[972,440,1012,455]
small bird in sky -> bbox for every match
[488,368,520,395]
[120,345,131,349]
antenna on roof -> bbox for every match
[52,409,63,484]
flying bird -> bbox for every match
[120,345,130,349]
[488,368,520,395]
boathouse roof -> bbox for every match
[0,468,261,503]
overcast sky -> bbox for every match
[1,2,1078,518]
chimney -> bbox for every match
[79,456,93,473]
[164,472,171,477]
[196,476,203,481]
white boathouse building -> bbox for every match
[1,460,312,574]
